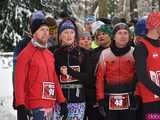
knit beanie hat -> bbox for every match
[91,21,105,34]
[84,15,96,24]
[30,11,47,34]
[79,32,92,40]
[135,16,148,36]
[112,23,129,39]
[146,12,160,30]
[98,25,112,37]
[59,20,75,33]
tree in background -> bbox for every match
[99,0,108,17]
[0,0,160,52]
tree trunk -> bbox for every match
[98,0,108,18]
[130,0,138,19]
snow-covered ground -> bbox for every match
[0,53,17,120]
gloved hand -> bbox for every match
[17,105,32,117]
[60,102,68,120]
[130,95,142,111]
[98,99,108,118]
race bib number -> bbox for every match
[109,93,130,110]
[60,65,80,83]
[42,82,56,100]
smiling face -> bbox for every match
[59,29,76,46]
[114,29,129,48]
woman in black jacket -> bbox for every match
[53,18,89,120]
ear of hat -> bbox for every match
[31,11,47,34]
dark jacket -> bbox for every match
[54,46,90,103]
[86,46,106,105]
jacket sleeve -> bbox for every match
[53,58,66,103]
[133,43,160,96]
[14,51,29,106]
[96,52,106,101]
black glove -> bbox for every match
[130,95,142,111]
[98,99,108,118]
[60,103,68,119]
[17,105,32,118]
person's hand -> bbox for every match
[60,102,68,119]
[17,105,32,117]
[98,99,108,118]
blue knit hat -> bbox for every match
[31,11,47,34]
[135,16,148,36]
[59,20,75,33]
[85,16,96,24]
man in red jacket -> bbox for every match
[96,23,137,120]
[134,12,160,120]
[14,11,68,120]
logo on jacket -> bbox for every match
[152,51,159,58]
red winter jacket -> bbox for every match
[14,42,65,109]
[96,47,135,101]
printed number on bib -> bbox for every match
[109,93,130,110]
[42,82,56,100]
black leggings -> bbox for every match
[84,104,105,120]
[106,109,137,120]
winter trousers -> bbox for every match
[84,103,105,120]
[106,109,136,120]
[53,102,85,120]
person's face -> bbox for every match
[79,36,92,49]
[97,31,110,46]
[60,29,75,46]
[49,26,57,39]
[34,25,49,45]
[114,29,129,48]
[84,22,92,32]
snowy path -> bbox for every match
[0,55,16,120]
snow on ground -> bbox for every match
[0,53,16,120]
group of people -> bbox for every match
[12,10,160,120]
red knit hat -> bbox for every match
[147,12,160,30]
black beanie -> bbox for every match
[112,23,129,39]
[30,11,47,34]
